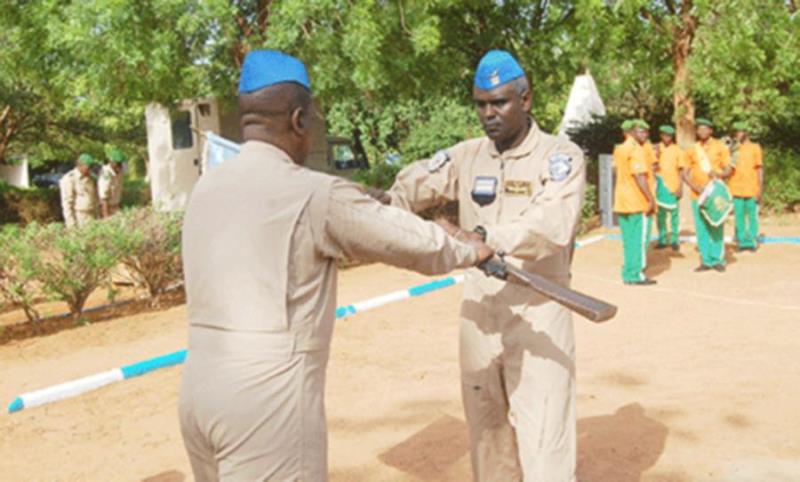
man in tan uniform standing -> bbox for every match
[59,153,99,228]
[374,50,586,481]
[98,148,125,218]
[179,50,493,482]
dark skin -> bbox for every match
[240,82,493,262]
[472,81,532,153]
[682,125,733,195]
[659,132,683,198]
[369,79,533,207]
[632,127,656,215]
[76,162,91,177]
[238,82,314,165]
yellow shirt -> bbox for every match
[684,138,731,200]
[728,141,763,197]
[657,143,685,193]
[614,142,650,213]
[643,142,657,195]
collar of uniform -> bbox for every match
[488,118,541,160]
[241,140,295,165]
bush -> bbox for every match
[0,224,42,322]
[120,178,151,208]
[762,148,800,212]
[109,208,183,306]
[29,221,123,319]
[0,186,61,225]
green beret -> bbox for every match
[659,125,675,135]
[732,121,749,132]
[696,118,713,127]
[77,153,97,166]
[621,119,634,131]
[107,148,125,163]
[634,119,650,129]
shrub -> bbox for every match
[29,220,123,320]
[0,186,61,225]
[120,178,151,208]
[109,208,183,306]
[762,148,800,213]
[0,224,42,322]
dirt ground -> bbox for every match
[1,217,799,482]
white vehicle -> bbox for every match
[145,98,367,211]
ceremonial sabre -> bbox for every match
[480,257,617,323]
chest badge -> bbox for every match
[504,180,532,196]
[548,153,573,182]
[471,176,498,207]
[426,150,450,173]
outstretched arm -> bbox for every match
[311,179,492,276]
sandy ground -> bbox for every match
[1,218,799,482]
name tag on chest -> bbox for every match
[504,180,532,196]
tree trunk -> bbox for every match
[671,6,698,148]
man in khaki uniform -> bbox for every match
[98,148,125,217]
[178,50,493,482]
[375,50,585,481]
[59,153,99,227]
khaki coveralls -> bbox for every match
[59,168,99,228]
[98,164,124,216]
[389,121,586,482]
[179,141,478,482]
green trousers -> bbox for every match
[692,200,725,267]
[733,197,759,249]
[657,206,680,246]
[618,212,648,282]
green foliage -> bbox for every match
[120,179,152,208]
[28,221,123,319]
[580,183,599,234]
[0,186,61,225]
[762,149,800,213]
[108,208,183,305]
[0,224,42,322]
[352,162,402,191]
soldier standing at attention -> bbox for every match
[98,148,125,218]
[614,122,657,285]
[178,50,493,482]
[654,125,685,251]
[683,118,732,272]
[59,153,99,228]
[727,121,763,251]
[371,50,586,481]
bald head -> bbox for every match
[239,82,314,165]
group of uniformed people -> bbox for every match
[613,118,764,285]
[180,48,585,481]
[58,149,125,227]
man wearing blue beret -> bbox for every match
[178,50,492,481]
[373,50,586,481]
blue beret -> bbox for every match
[238,49,311,94]
[474,50,525,91]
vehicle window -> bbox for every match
[171,111,193,150]
[332,144,355,164]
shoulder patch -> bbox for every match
[548,153,572,182]
[426,150,450,173]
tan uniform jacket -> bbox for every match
[389,120,586,289]
[179,141,477,481]
[98,164,124,211]
[388,121,585,482]
[59,168,99,228]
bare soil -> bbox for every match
[1,218,799,482]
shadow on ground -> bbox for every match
[370,402,672,481]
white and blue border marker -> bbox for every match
[9,233,798,414]
[7,272,474,414]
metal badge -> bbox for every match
[504,180,532,196]
[426,150,450,173]
[471,176,498,206]
[548,153,573,182]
